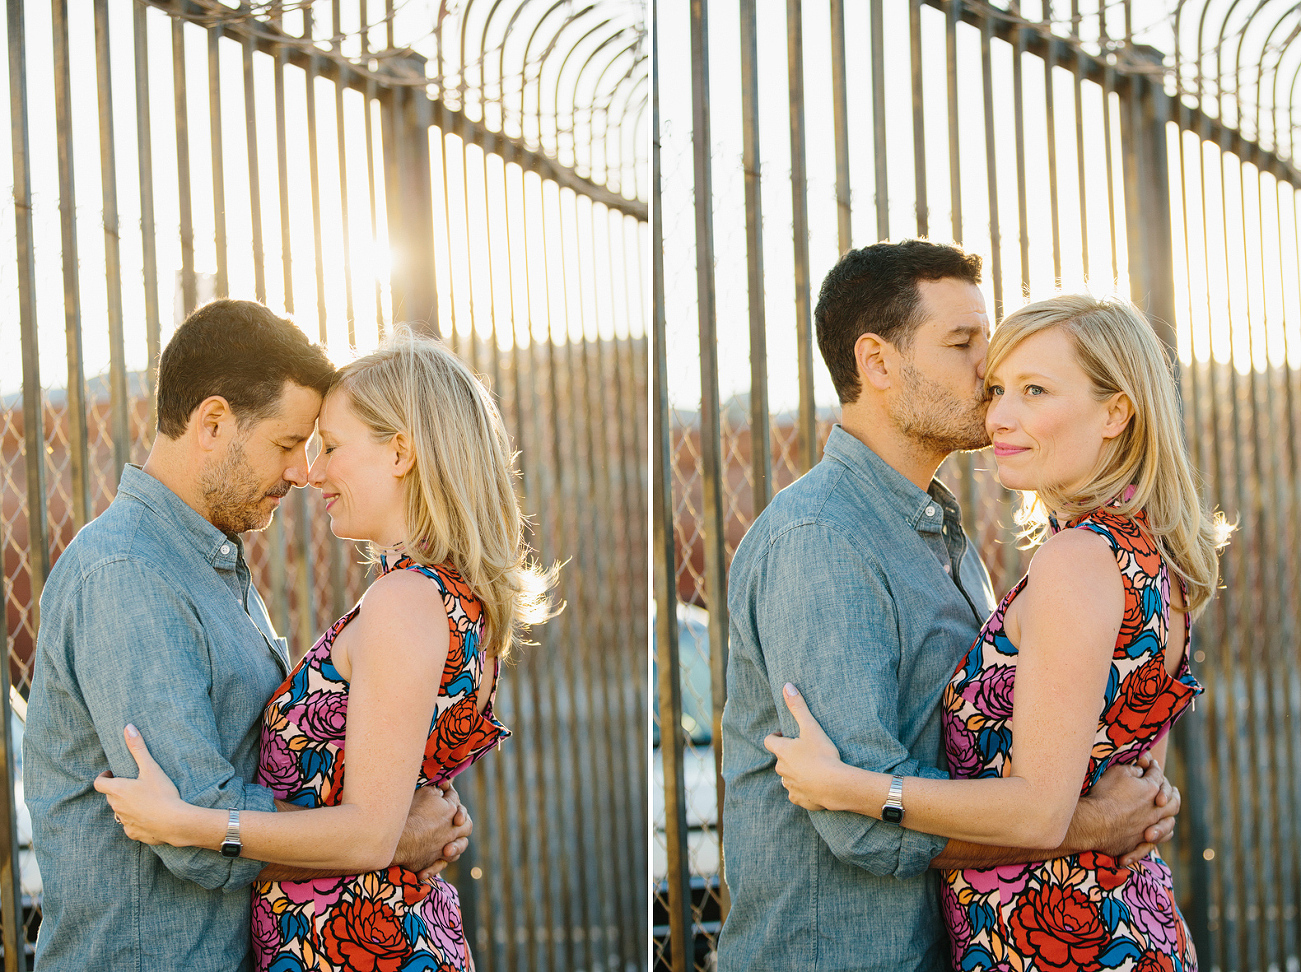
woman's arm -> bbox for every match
[766,528,1124,850]
[97,569,452,872]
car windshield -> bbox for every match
[651,603,712,747]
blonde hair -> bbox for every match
[332,326,556,658]
[986,294,1230,616]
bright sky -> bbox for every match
[656,0,1301,413]
[0,0,647,398]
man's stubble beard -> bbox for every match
[200,435,290,534]
[891,357,991,456]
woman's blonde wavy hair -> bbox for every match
[331,326,557,658]
[986,293,1230,616]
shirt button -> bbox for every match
[925,506,936,517]
[220,544,231,555]
[944,563,952,573]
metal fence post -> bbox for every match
[380,54,439,333]
[1118,42,1213,965]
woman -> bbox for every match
[767,295,1227,972]
[96,328,554,971]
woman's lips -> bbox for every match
[992,444,1029,458]
[323,494,338,510]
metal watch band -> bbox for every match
[220,808,241,858]
[882,774,905,824]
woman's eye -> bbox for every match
[987,385,1004,397]
[323,446,335,455]
[1026,385,1045,396]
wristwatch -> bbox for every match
[882,775,905,824]
[220,809,242,858]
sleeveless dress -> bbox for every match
[940,505,1202,972]
[250,554,510,972]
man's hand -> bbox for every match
[392,782,473,882]
[1068,755,1179,864]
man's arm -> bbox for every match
[754,525,949,880]
[74,560,277,891]
[931,757,1178,869]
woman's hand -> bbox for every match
[93,725,188,846]
[763,683,846,812]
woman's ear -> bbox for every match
[391,431,416,477]
[1101,392,1135,440]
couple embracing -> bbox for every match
[25,300,553,971]
[719,240,1227,972]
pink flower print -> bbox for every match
[280,875,348,911]
[972,665,1016,723]
[943,717,983,779]
[258,729,302,795]
[1121,868,1178,951]
[941,879,973,952]
[419,879,466,960]
[251,891,280,958]
[964,862,1034,897]
[287,689,348,744]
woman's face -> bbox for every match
[308,390,410,543]
[984,326,1130,496]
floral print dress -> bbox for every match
[940,505,1202,972]
[251,554,509,972]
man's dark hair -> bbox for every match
[814,239,982,404]
[155,299,336,438]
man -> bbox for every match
[717,241,1180,971]
[26,300,471,971]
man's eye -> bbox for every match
[953,341,970,349]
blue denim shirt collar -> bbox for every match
[822,425,957,536]
[116,464,244,570]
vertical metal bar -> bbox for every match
[945,0,962,244]
[52,0,91,531]
[0,599,22,972]
[332,0,355,349]
[273,0,292,310]
[653,19,691,967]
[1011,17,1029,298]
[9,0,51,620]
[305,9,327,343]
[1099,8,1119,282]
[95,0,130,488]
[242,6,266,304]
[786,0,816,474]
[535,182,577,972]
[173,3,197,315]
[208,21,228,298]
[870,0,888,240]
[909,0,927,236]
[1041,1,1060,285]
[553,189,595,972]
[1171,114,1214,968]
[1070,0,1088,279]
[739,0,771,515]
[980,8,1003,318]
[134,0,161,447]
[829,0,851,254]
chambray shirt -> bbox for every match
[25,464,290,972]
[718,426,996,972]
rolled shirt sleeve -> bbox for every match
[73,559,274,890]
[756,523,950,879]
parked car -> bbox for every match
[652,602,722,970]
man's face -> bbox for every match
[200,382,323,534]
[887,277,992,455]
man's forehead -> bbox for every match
[257,383,324,438]
[916,278,988,324]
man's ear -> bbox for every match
[192,397,236,453]
[391,431,416,477]
[854,332,894,392]
[1101,392,1135,440]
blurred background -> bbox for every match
[0,1,646,970]
[654,1,1301,970]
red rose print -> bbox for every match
[1076,851,1132,892]
[426,696,481,766]
[1104,658,1181,744]
[1134,952,1176,972]
[321,895,414,972]
[1008,883,1111,970]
